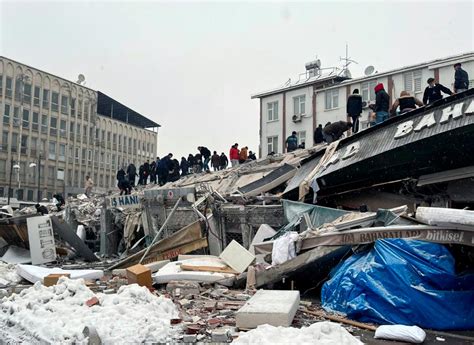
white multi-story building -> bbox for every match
[0,56,160,202]
[252,52,474,157]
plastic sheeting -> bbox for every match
[321,239,474,330]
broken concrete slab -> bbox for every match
[0,245,31,264]
[236,289,300,329]
[16,264,104,284]
[219,240,255,274]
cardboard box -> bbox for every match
[43,273,71,287]
[126,264,152,288]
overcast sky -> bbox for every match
[1,1,473,159]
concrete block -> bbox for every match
[236,289,300,329]
[219,240,255,273]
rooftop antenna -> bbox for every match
[76,74,85,85]
[340,43,357,77]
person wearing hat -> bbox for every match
[454,63,469,93]
[422,78,453,105]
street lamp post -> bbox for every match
[7,160,20,205]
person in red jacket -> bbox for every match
[229,143,240,167]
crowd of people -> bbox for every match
[312,62,470,144]
[111,144,257,195]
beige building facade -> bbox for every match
[0,56,159,203]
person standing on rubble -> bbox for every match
[187,154,196,174]
[346,89,363,134]
[391,91,424,115]
[454,63,469,93]
[194,152,203,173]
[423,78,453,105]
[142,160,150,185]
[149,159,157,184]
[53,193,65,211]
[322,121,352,143]
[314,124,324,144]
[239,146,248,164]
[198,146,211,172]
[229,144,240,167]
[248,151,257,160]
[84,175,94,197]
[220,152,229,170]
[138,164,144,185]
[286,131,298,152]
[157,153,172,186]
[374,83,390,124]
[126,163,137,187]
[180,157,189,176]
[211,151,221,171]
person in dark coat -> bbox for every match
[180,157,189,176]
[116,167,126,183]
[157,154,172,186]
[142,160,150,185]
[219,153,228,170]
[118,178,131,195]
[286,131,298,152]
[198,146,211,172]
[323,121,352,143]
[374,83,390,124]
[149,159,157,184]
[423,78,453,105]
[454,63,469,93]
[391,91,424,115]
[187,154,196,173]
[169,159,181,182]
[248,151,257,160]
[346,89,363,133]
[138,164,144,185]
[314,124,324,144]
[126,163,137,187]
[211,151,220,171]
[194,153,203,173]
[53,193,65,211]
[35,203,49,215]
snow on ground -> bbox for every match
[0,277,179,344]
[0,261,22,286]
[234,321,363,345]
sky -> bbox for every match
[1,0,473,159]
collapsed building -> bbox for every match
[0,90,474,343]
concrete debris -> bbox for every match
[236,290,300,329]
[219,240,255,274]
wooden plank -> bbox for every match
[181,264,238,274]
[141,238,208,265]
[300,307,377,331]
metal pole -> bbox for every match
[7,159,13,204]
[139,197,181,264]
[37,155,41,202]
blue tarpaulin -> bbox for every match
[321,239,474,330]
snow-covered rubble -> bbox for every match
[234,322,363,345]
[0,261,22,286]
[0,277,179,343]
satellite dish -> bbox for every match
[76,74,85,84]
[364,66,375,76]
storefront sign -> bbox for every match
[107,194,141,209]
[27,215,57,265]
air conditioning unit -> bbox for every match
[292,114,302,123]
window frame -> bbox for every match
[293,95,306,115]
[325,89,339,110]
[267,135,279,154]
[267,101,279,122]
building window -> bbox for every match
[27,190,34,201]
[11,133,18,152]
[49,141,56,160]
[41,114,48,134]
[51,92,59,112]
[296,131,306,146]
[59,144,66,161]
[3,104,10,125]
[71,98,76,116]
[30,137,38,156]
[22,109,29,129]
[267,101,279,122]
[267,136,278,154]
[5,77,12,98]
[361,80,377,102]
[50,117,57,136]
[57,168,64,181]
[82,148,86,164]
[21,135,28,154]
[75,147,79,162]
[83,125,87,139]
[88,150,92,162]
[17,189,24,201]
[0,75,2,95]
[1,131,9,151]
[32,112,39,131]
[325,89,339,110]
[293,95,306,115]
[34,86,40,106]
[42,89,50,109]
[48,166,55,181]
[13,107,20,126]
[61,95,68,114]
[403,70,422,94]
[60,119,67,137]
[77,123,81,137]
[23,83,32,103]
